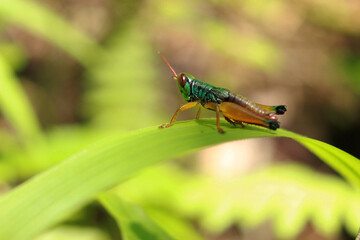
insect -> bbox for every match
[158,53,287,133]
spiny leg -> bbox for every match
[233,120,245,128]
[196,106,202,119]
[224,116,236,126]
[159,101,199,129]
[216,103,225,134]
[225,117,245,128]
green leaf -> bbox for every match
[99,193,174,240]
[0,0,102,66]
[0,53,41,141]
[281,130,360,188]
[144,208,204,240]
[84,27,163,130]
[201,21,282,72]
[113,164,359,239]
[0,119,358,240]
[34,226,110,240]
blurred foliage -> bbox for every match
[34,226,110,240]
[0,52,41,142]
[100,194,175,240]
[0,0,102,65]
[114,163,360,239]
[84,26,163,131]
[0,0,360,239]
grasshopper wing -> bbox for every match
[218,102,280,130]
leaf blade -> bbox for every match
[0,119,358,240]
[99,194,174,240]
[0,0,102,66]
[0,53,41,141]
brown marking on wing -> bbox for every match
[218,102,269,127]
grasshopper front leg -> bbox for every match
[160,101,199,129]
[203,102,225,133]
[216,103,225,134]
[196,106,202,119]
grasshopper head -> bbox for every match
[176,73,195,101]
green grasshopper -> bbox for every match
[159,53,286,133]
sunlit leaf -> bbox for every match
[0,53,41,141]
[145,208,204,240]
[0,119,358,240]
[34,226,110,240]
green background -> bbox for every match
[0,0,360,239]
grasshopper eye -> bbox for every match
[178,73,187,87]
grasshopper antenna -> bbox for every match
[158,51,177,79]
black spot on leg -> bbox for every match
[268,121,280,130]
[275,105,287,115]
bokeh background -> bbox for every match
[1,0,360,239]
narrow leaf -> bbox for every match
[99,193,174,240]
[0,0,102,66]
[0,53,41,141]
[0,119,358,240]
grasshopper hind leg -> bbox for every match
[216,103,225,134]
[274,105,287,115]
[233,120,246,128]
[225,117,245,128]
[267,120,280,130]
[224,117,236,126]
